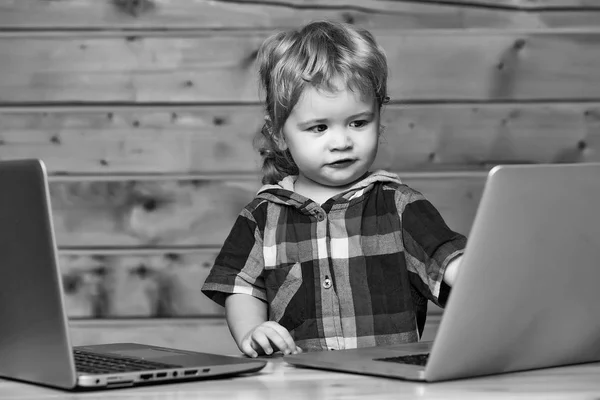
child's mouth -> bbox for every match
[327,159,355,169]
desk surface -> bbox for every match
[2,356,600,399]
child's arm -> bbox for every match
[225,293,301,358]
[443,255,463,287]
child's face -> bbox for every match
[281,82,379,189]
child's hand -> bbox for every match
[241,321,302,358]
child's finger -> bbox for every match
[240,339,259,358]
[264,322,297,353]
[251,329,274,355]
[262,327,295,355]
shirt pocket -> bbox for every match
[263,262,306,330]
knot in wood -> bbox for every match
[112,0,155,17]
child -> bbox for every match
[201,20,466,357]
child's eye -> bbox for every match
[350,120,369,128]
[308,124,328,133]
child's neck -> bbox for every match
[294,174,367,205]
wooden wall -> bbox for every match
[1,0,599,354]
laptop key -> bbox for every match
[74,350,181,374]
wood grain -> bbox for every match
[49,178,255,247]
[1,103,597,174]
[0,106,263,174]
[1,0,595,330]
[3,31,600,102]
[0,0,598,30]
[47,174,482,249]
[415,0,599,9]
[59,249,444,318]
[60,251,224,318]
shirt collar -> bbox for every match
[255,170,402,208]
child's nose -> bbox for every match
[328,128,352,150]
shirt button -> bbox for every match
[322,277,332,289]
[316,212,325,221]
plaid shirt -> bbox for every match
[201,170,466,351]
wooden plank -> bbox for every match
[49,178,256,248]
[0,0,598,30]
[525,0,600,7]
[1,103,598,174]
[60,249,443,320]
[2,31,600,103]
[416,0,599,9]
[378,103,600,169]
[60,250,225,318]
[0,106,263,174]
[47,174,482,248]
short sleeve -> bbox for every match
[399,189,467,308]
[201,208,267,307]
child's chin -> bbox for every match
[334,171,369,186]
[322,176,365,188]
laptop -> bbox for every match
[285,162,600,382]
[0,159,266,390]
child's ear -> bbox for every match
[265,115,288,151]
[274,135,288,151]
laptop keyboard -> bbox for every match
[374,353,430,366]
[74,349,181,374]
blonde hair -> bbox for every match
[254,20,389,184]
